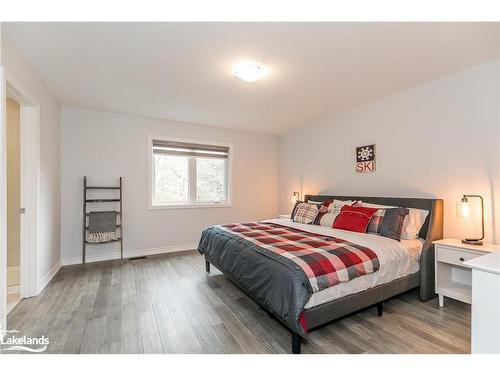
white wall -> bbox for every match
[60,107,279,264]
[1,37,61,288]
[279,59,500,243]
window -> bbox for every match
[150,137,231,208]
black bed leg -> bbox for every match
[377,301,384,317]
[292,333,301,354]
[205,259,210,273]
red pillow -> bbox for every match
[332,205,378,233]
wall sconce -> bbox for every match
[458,194,484,245]
[291,192,300,204]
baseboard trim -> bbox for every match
[61,243,198,266]
[37,261,62,294]
[7,285,20,294]
[7,266,20,286]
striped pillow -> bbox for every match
[293,202,319,224]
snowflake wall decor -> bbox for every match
[356,144,376,173]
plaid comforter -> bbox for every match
[218,222,380,292]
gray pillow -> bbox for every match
[379,208,409,241]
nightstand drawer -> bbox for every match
[436,246,481,266]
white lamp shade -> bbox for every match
[457,200,470,217]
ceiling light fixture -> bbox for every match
[233,61,265,82]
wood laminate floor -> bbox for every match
[6,251,471,354]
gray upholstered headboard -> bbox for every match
[304,195,444,301]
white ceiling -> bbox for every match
[3,22,499,134]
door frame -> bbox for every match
[0,68,40,333]
[1,66,6,335]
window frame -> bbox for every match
[147,135,233,209]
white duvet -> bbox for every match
[264,219,423,309]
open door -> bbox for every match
[0,69,40,335]
[6,97,21,313]
[0,66,7,335]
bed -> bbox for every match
[198,195,443,354]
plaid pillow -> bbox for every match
[367,209,386,234]
[290,200,303,219]
[293,202,319,224]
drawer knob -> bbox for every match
[460,257,465,262]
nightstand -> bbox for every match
[278,214,291,219]
[433,239,500,307]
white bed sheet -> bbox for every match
[264,219,423,309]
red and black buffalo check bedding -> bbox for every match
[218,222,380,292]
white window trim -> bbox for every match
[147,135,233,210]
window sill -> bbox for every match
[149,203,233,210]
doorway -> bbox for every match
[1,70,40,332]
[6,97,21,314]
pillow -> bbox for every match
[319,213,338,227]
[366,209,386,234]
[361,202,429,240]
[313,201,332,225]
[401,208,429,239]
[328,199,360,214]
[332,205,378,233]
[360,202,394,209]
[290,200,303,219]
[293,202,319,224]
[307,200,325,205]
[379,208,410,241]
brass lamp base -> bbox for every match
[462,239,483,246]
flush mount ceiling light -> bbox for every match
[233,61,265,82]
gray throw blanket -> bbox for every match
[198,225,311,336]
[87,211,118,243]
[89,211,117,232]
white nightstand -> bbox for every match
[433,239,500,307]
[278,214,291,219]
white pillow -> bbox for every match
[361,202,429,240]
[328,199,359,214]
[319,213,338,227]
[307,200,325,205]
[401,208,429,240]
[361,203,393,209]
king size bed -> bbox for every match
[198,195,443,354]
